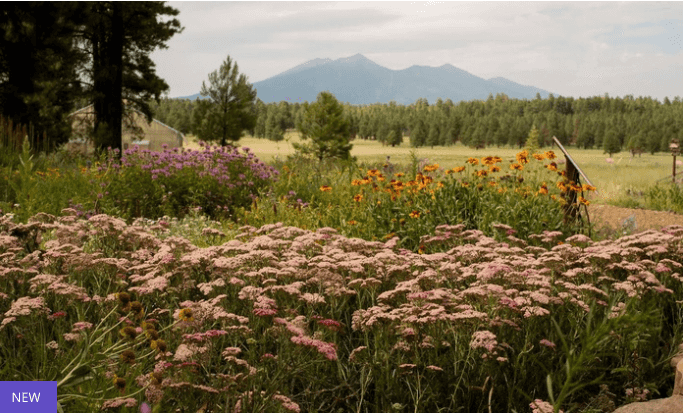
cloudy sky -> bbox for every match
[151,1,683,102]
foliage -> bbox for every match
[526,124,541,153]
[294,92,352,161]
[0,211,681,412]
[644,182,683,214]
[95,143,278,221]
[194,55,258,147]
[240,149,594,252]
[0,3,85,150]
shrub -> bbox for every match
[644,182,682,214]
[98,142,278,221]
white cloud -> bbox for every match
[151,1,682,101]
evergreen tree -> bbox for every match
[294,91,351,161]
[525,124,540,153]
[84,2,182,154]
[410,118,426,147]
[195,55,257,146]
[603,129,622,157]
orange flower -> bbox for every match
[353,194,364,202]
[533,153,545,161]
[424,163,440,172]
[409,210,421,218]
[516,150,529,165]
[178,308,193,322]
[351,179,362,186]
[510,163,524,171]
[367,169,379,177]
[578,196,590,206]
[545,151,556,160]
[466,157,479,165]
[475,170,488,177]
[582,184,597,192]
[538,186,548,195]
[461,182,470,187]
[547,162,558,171]
[453,166,465,173]
[319,185,332,192]
[395,172,405,177]
[348,220,358,225]
[489,165,500,173]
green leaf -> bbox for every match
[546,374,555,405]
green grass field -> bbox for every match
[185,132,683,208]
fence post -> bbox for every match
[670,139,680,184]
[563,158,578,225]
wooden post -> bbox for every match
[670,139,680,184]
[563,158,578,225]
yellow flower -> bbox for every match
[545,151,556,160]
[377,176,386,182]
[453,166,465,173]
[547,162,558,171]
[351,179,362,186]
[578,196,590,206]
[461,182,470,188]
[538,187,548,195]
[475,170,488,177]
[395,172,405,177]
[489,165,500,173]
[533,153,545,161]
[353,194,364,202]
[488,181,497,187]
[319,185,332,192]
[178,308,193,322]
[551,195,558,202]
[367,169,380,177]
[466,157,479,165]
[409,210,421,218]
[423,163,440,172]
[481,156,495,165]
[516,150,529,165]
[582,184,597,192]
[348,220,358,225]
[510,163,523,171]
[445,169,453,175]
[436,182,444,189]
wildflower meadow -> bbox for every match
[0,141,683,413]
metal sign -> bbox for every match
[551,136,594,187]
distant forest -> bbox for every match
[152,93,683,154]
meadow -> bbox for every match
[189,132,683,211]
[0,136,683,413]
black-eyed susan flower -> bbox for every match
[533,153,545,161]
[578,197,590,206]
[178,308,193,322]
[510,163,523,171]
[466,157,479,165]
[150,371,163,386]
[423,164,440,172]
[582,184,596,192]
[475,170,488,177]
[545,151,556,160]
[538,186,548,195]
[351,179,362,186]
[453,166,465,173]
[120,350,136,365]
[547,162,558,171]
[119,326,138,340]
[353,194,364,202]
[489,165,500,173]
[117,292,130,306]
[395,172,405,178]
[319,185,332,192]
[409,210,421,218]
[113,375,126,391]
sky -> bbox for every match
[151,1,683,102]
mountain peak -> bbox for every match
[336,53,373,64]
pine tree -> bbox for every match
[195,55,258,146]
[294,91,351,161]
[525,124,540,153]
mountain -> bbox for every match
[176,54,558,104]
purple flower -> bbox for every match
[140,402,151,413]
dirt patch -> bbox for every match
[585,204,683,237]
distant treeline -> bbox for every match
[152,93,682,154]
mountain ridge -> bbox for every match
[176,54,558,104]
